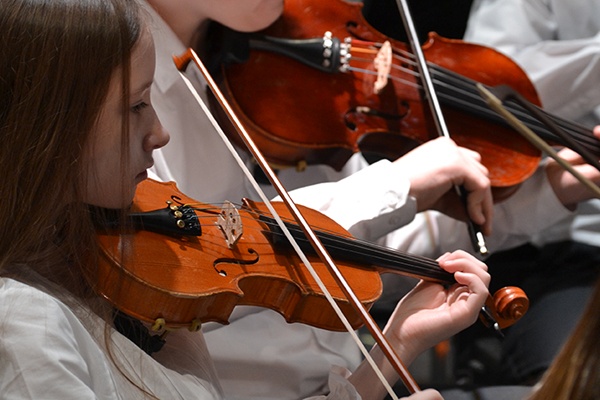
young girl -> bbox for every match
[0,0,491,398]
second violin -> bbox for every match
[209,0,600,190]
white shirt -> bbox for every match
[0,276,365,400]
[144,2,577,398]
[464,0,600,126]
[463,0,600,247]
[0,277,223,399]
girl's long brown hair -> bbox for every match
[527,277,600,400]
[0,0,141,297]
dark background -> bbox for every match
[361,0,475,42]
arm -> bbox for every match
[545,125,600,208]
[289,137,493,242]
[347,250,490,399]
[464,0,600,121]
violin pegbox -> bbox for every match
[216,200,243,248]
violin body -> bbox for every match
[213,0,541,188]
[95,179,382,331]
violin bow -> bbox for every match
[173,48,417,397]
[477,83,600,198]
[393,0,489,256]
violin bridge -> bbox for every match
[216,201,242,248]
[373,41,391,94]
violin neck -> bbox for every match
[261,215,455,284]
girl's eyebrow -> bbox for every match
[131,80,153,98]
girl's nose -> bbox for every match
[145,115,170,152]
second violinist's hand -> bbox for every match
[392,137,493,235]
[546,125,600,209]
[383,250,490,366]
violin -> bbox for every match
[208,0,600,193]
[94,179,528,332]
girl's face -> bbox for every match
[83,29,169,209]
[200,0,284,32]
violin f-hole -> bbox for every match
[213,249,260,276]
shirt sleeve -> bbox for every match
[380,166,574,258]
[288,160,417,242]
[288,154,573,258]
[464,0,600,122]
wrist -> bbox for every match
[382,323,420,367]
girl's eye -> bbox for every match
[131,102,149,114]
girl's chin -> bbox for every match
[135,170,148,184]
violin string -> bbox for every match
[405,51,596,148]
[353,42,592,140]
[347,59,544,143]
[261,222,453,282]
[177,55,401,398]
[431,72,596,149]
[351,40,593,142]
[338,58,599,161]
[364,50,595,147]
[427,65,598,147]
[180,203,428,266]
[347,42,598,152]
[190,205,452,283]
[190,206,438,275]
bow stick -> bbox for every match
[477,83,600,198]
[394,0,489,255]
[173,48,420,396]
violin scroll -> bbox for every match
[493,286,529,326]
[484,286,529,331]
[479,286,529,332]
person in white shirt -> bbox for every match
[145,0,600,397]
[0,1,495,399]
[445,0,600,388]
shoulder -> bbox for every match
[0,277,84,337]
[0,277,118,398]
